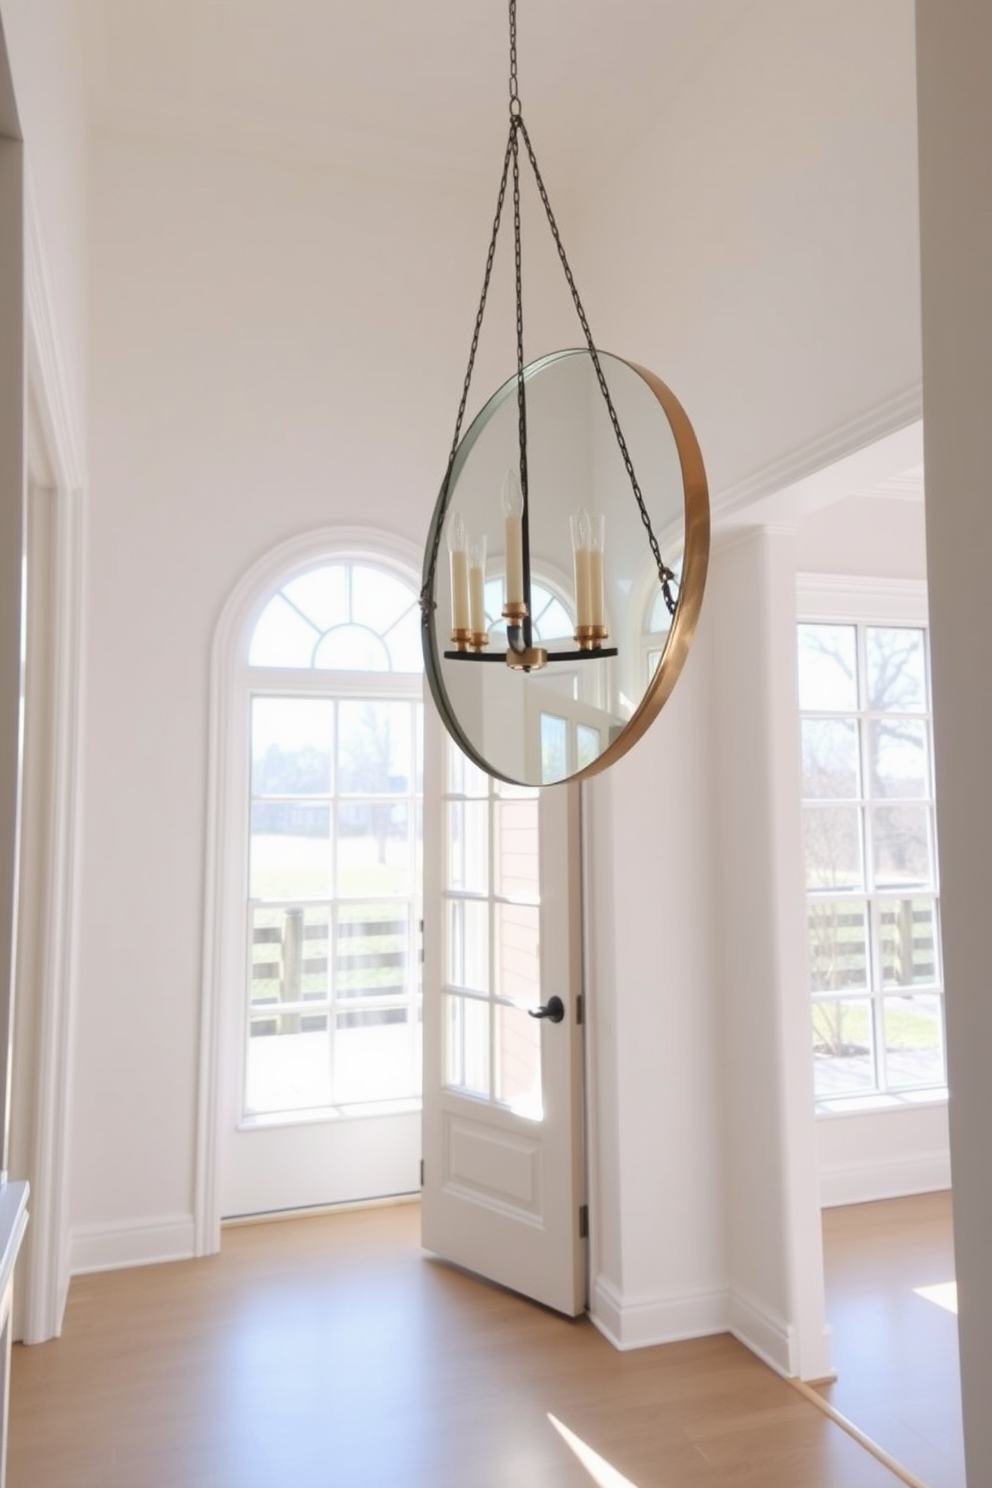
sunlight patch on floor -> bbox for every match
[548,1413,641,1488]
[914,1281,958,1314]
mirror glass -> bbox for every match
[422,349,708,785]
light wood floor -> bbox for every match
[10,1201,917,1488]
[819,1191,963,1488]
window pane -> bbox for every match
[338,701,413,794]
[866,627,927,712]
[541,713,568,785]
[249,593,319,669]
[801,718,859,799]
[314,625,389,671]
[251,697,333,796]
[446,898,488,993]
[447,800,488,893]
[533,595,573,642]
[282,566,349,633]
[249,904,329,1010]
[445,993,489,1096]
[803,805,864,890]
[334,1007,418,1104]
[797,625,857,711]
[495,1003,543,1118]
[812,998,875,1098]
[336,904,408,1000]
[350,565,418,633]
[879,897,939,987]
[869,719,929,799]
[383,605,424,673]
[883,994,944,1090]
[250,802,331,899]
[495,902,540,1002]
[871,803,933,890]
[577,724,602,772]
[336,802,411,895]
[245,1018,331,1115]
[807,900,869,992]
[494,797,539,900]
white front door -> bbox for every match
[421,705,586,1316]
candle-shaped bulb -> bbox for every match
[448,512,470,636]
[502,469,525,610]
[589,513,606,629]
[571,508,593,630]
[468,535,487,640]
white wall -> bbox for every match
[576,0,921,502]
[0,0,88,451]
[917,3,992,1480]
[72,122,582,1259]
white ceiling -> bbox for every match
[81,0,751,188]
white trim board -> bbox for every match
[69,1213,195,1277]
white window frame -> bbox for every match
[796,574,947,1116]
[196,527,423,1255]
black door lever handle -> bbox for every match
[528,995,565,1024]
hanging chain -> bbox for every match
[423,0,677,619]
[420,128,515,616]
[516,117,677,612]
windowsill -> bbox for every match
[816,1087,948,1118]
[239,1096,422,1131]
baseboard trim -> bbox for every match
[590,1274,730,1351]
[69,1213,195,1276]
[819,1157,952,1209]
[729,1284,796,1377]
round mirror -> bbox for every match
[422,349,709,784]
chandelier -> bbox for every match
[420,0,709,785]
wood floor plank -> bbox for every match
[10,1202,910,1488]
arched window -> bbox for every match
[243,559,423,1120]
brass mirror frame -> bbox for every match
[422,349,710,784]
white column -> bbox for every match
[917,5,992,1480]
[709,526,831,1382]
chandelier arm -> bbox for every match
[517,118,678,615]
[421,127,517,614]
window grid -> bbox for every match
[798,621,946,1107]
[442,743,543,1118]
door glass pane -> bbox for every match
[807,899,869,992]
[249,904,330,1011]
[494,797,539,900]
[869,720,929,798]
[797,625,857,711]
[245,1015,331,1115]
[495,903,541,1002]
[871,803,932,889]
[495,1003,543,1119]
[250,802,332,899]
[803,805,864,890]
[812,998,875,1098]
[866,627,926,711]
[446,899,488,993]
[883,993,944,1090]
[445,993,489,1097]
[879,898,939,987]
[446,801,489,893]
[801,718,859,799]
[338,701,414,794]
[447,746,489,798]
